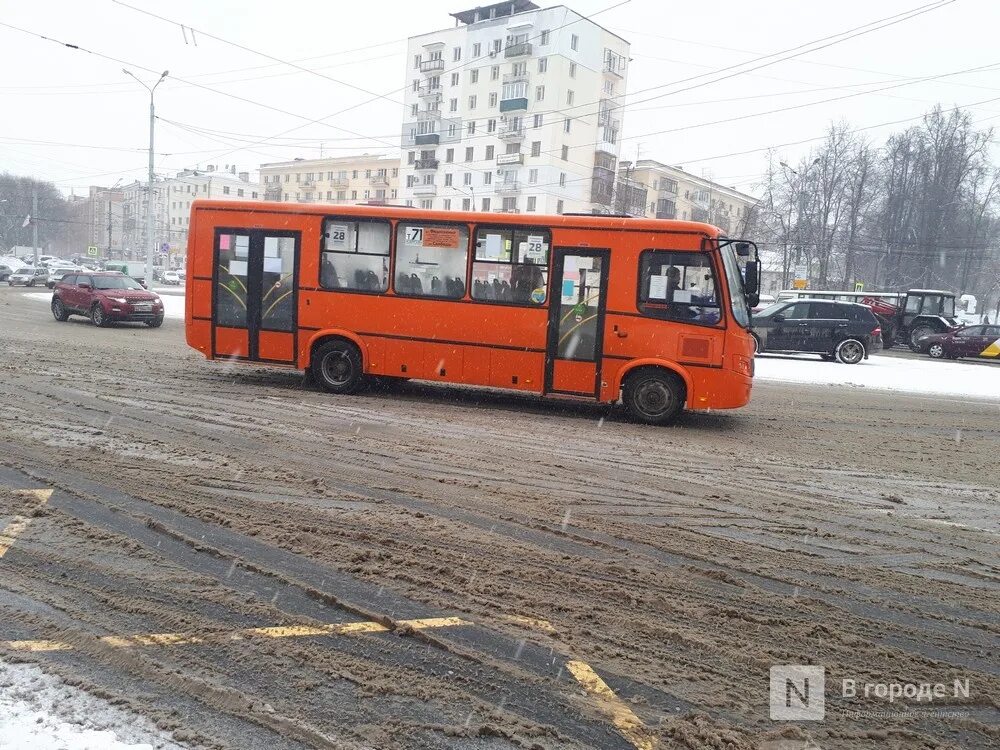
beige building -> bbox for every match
[260,155,400,205]
[399,0,630,215]
[625,160,757,234]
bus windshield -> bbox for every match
[720,244,750,328]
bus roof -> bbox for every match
[190,199,727,239]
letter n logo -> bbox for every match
[770,665,825,720]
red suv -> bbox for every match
[51,271,164,327]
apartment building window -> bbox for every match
[238,188,244,197]
[453,46,462,61]
[353,170,358,178]
[467,120,476,135]
[482,197,491,211]
[528,168,538,184]
[468,94,477,109]
[429,75,441,90]
[604,80,615,95]
[531,141,541,157]
[414,54,421,69]
[473,42,481,57]
[556,199,564,214]
[570,34,578,51]
[484,172,493,185]
[491,65,500,80]
[566,90,574,105]
[406,175,417,187]
[487,119,496,133]
[465,146,474,161]
[470,69,479,84]
[421,174,433,186]
[561,145,569,160]
[284,193,289,201]
[420,200,433,210]
[489,92,497,107]
[446,148,454,163]
[535,85,545,101]
[451,73,459,86]
[284,174,290,182]
[412,79,420,93]
[391,189,398,198]
[538,57,547,73]
[463,173,472,186]
[505,142,520,154]
[539,30,549,45]
[392,168,399,177]
[485,145,495,159]
[223,186,231,195]
[569,62,577,78]
[462,198,471,210]
[492,39,501,53]
[364,169,371,178]
[564,117,571,133]
[526,196,537,212]
[407,151,415,165]
[337,190,346,200]
[502,197,517,212]
[450,97,458,112]
[326,191,332,200]
[559,173,566,187]
[533,113,543,128]
[443,198,452,210]
[445,173,453,187]
[448,122,457,137]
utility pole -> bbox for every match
[124,68,168,287]
[31,188,38,266]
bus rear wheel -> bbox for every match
[622,368,685,426]
[311,340,363,395]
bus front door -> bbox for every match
[213,230,299,364]
[545,248,610,397]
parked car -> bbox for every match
[162,270,180,285]
[45,266,81,289]
[752,293,776,314]
[916,324,1000,360]
[51,271,164,327]
[9,266,48,287]
[751,299,882,364]
[0,264,14,282]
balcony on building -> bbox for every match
[496,152,524,166]
[493,207,520,213]
[504,41,532,58]
[499,96,528,113]
[414,159,439,170]
[419,59,445,74]
[415,132,440,146]
[604,50,626,78]
[417,84,443,101]
[412,183,437,196]
[596,123,620,155]
[494,181,520,194]
[370,175,390,187]
[331,177,349,189]
[264,187,282,201]
[498,121,525,141]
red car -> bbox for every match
[51,271,164,327]
[916,324,1000,359]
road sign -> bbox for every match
[793,264,808,290]
[87,246,99,257]
[854,282,864,292]
[161,243,170,253]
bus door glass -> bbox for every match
[545,248,610,396]
[213,229,299,363]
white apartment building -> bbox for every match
[260,155,400,205]
[626,160,758,235]
[121,166,256,263]
[400,1,629,215]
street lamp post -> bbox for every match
[124,68,168,287]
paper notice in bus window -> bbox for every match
[263,257,283,274]
[483,233,503,259]
[235,235,249,258]
[423,226,460,248]
[648,275,668,299]
[228,260,248,277]
[219,234,231,250]
[576,256,594,271]
[327,224,348,248]
[674,289,692,303]
[404,226,423,245]
[521,236,547,262]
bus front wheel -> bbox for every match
[622,368,685,426]
[311,340,364,395]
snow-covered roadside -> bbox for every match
[0,658,187,749]
[23,293,184,320]
[755,352,1000,401]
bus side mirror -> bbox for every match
[744,259,760,308]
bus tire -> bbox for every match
[622,368,685,426]
[311,339,364,395]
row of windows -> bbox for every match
[315,218,723,327]
[406,139,559,165]
[413,57,577,91]
[405,168,567,190]
[320,219,551,306]
[413,31,576,70]
[282,189,399,203]
[263,168,399,185]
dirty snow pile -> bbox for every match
[0,658,186,750]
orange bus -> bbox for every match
[184,200,760,424]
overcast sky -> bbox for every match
[2,0,998,198]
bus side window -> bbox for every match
[321,219,390,292]
[394,222,469,299]
[637,250,721,326]
[471,227,549,305]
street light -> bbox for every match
[123,68,168,287]
[451,185,476,210]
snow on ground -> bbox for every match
[755,352,999,401]
[0,658,186,750]
[22,291,997,400]
[24,293,184,320]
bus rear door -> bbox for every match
[545,248,610,397]
[213,229,299,364]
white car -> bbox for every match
[162,270,181,285]
[9,267,48,287]
[46,267,81,289]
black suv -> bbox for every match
[751,299,882,364]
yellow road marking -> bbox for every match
[2,616,468,653]
[566,659,656,750]
[0,489,54,559]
